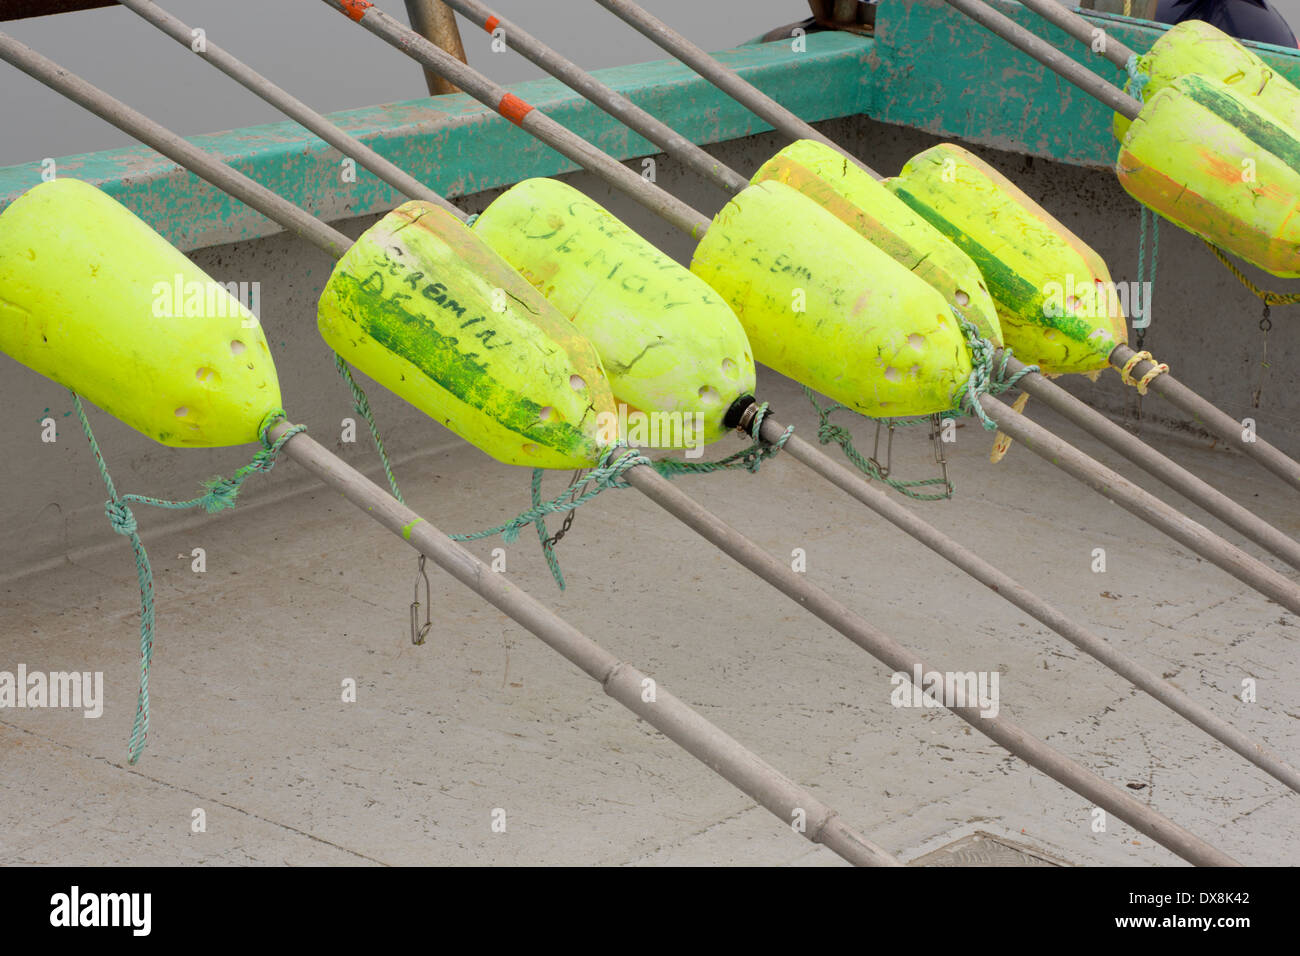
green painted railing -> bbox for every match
[6,1,1300,251]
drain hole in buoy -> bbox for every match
[196,367,215,382]
[174,406,188,418]
[954,289,970,307]
[698,385,720,404]
[721,358,738,379]
[522,443,539,456]
[539,406,555,422]
[569,375,585,392]
[1066,296,1080,312]
[230,340,246,355]
[884,367,900,382]
[907,333,926,350]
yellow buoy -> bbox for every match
[1117,73,1300,278]
[318,201,616,470]
[1115,20,1300,140]
[471,177,755,450]
[752,139,1003,346]
[690,180,972,418]
[0,179,282,447]
[885,144,1127,375]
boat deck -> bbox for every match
[3,369,1295,866]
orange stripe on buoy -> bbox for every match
[485,15,500,32]
[498,93,534,126]
[340,0,373,22]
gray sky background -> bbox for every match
[0,0,805,166]
[4,1,1300,167]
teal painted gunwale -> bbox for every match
[6,1,1300,253]
[875,0,1300,168]
[0,31,873,252]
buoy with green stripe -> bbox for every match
[471,177,755,448]
[885,144,1128,375]
[318,200,617,470]
[1116,71,1300,278]
[0,178,282,447]
[750,139,1003,347]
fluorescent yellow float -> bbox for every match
[1116,73,1300,278]
[885,144,1127,375]
[318,201,616,470]
[690,180,972,418]
[752,139,1003,346]
[472,177,755,448]
[0,178,281,447]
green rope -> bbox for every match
[334,353,405,503]
[801,387,956,501]
[952,311,1037,429]
[804,311,1036,498]
[71,394,303,764]
[1123,53,1150,104]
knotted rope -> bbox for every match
[72,393,303,763]
[334,353,793,590]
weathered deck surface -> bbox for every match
[3,369,1296,866]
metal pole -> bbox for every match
[441,0,749,193]
[619,463,1239,867]
[591,0,881,177]
[403,0,468,96]
[117,0,464,219]
[1111,345,1300,493]
[978,392,1300,614]
[939,0,1141,118]
[1004,354,1300,571]
[760,416,1300,796]
[1018,0,1138,68]
[319,0,711,237]
[267,424,900,867]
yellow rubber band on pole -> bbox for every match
[1119,350,1169,395]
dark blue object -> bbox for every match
[1155,0,1300,48]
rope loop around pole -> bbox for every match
[1118,349,1170,395]
[71,394,304,764]
[1123,52,1150,103]
[953,309,1038,431]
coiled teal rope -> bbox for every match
[1123,53,1150,104]
[1124,54,1160,347]
[71,394,304,763]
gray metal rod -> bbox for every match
[118,0,466,219]
[269,424,898,866]
[762,417,1300,795]
[319,0,711,237]
[978,393,1300,613]
[1019,0,1138,68]
[442,0,749,193]
[620,462,1238,866]
[1111,345,1300,494]
[592,0,881,178]
[0,32,353,259]
[1005,353,1300,571]
[940,0,1142,119]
